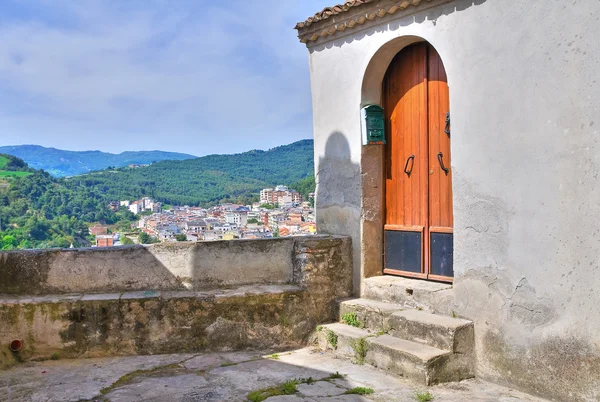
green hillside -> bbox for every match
[69,139,315,206]
[0,145,196,177]
[0,140,315,250]
[0,154,33,180]
[0,155,8,169]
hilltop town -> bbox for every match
[91,185,315,247]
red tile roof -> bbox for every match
[295,0,439,43]
[294,0,374,29]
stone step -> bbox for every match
[315,323,456,385]
[338,298,474,352]
[362,276,454,314]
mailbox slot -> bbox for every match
[361,105,386,145]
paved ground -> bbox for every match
[0,348,549,402]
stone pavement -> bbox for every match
[0,347,549,402]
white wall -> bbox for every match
[305,0,600,400]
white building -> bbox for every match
[128,201,142,215]
[295,0,600,400]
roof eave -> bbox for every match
[294,0,452,46]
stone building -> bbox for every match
[295,0,600,400]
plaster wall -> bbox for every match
[305,0,600,400]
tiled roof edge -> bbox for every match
[294,0,437,44]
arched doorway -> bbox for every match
[383,41,453,282]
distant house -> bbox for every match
[129,201,142,215]
[108,201,120,212]
[95,235,113,247]
[89,225,108,236]
[185,220,207,233]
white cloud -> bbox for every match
[0,0,332,154]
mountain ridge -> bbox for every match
[68,139,315,206]
[0,144,197,177]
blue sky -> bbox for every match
[0,0,332,156]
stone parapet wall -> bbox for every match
[0,237,348,295]
[0,236,353,368]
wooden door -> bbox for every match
[383,42,453,282]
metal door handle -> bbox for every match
[444,111,451,137]
[437,152,449,175]
[404,155,415,177]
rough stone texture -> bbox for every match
[0,238,301,295]
[0,236,353,362]
[338,298,474,353]
[0,348,549,402]
[360,145,385,282]
[388,310,473,354]
[0,345,16,371]
[362,276,453,313]
[306,0,600,399]
[315,322,472,385]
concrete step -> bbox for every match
[316,323,462,385]
[362,276,454,314]
[338,298,474,352]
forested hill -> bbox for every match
[0,145,196,177]
[0,154,129,249]
[68,139,315,206]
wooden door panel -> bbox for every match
[384,42,453,282]
[427,46,453,230]
[385,43,428,229]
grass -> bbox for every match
[50,352,60,361]
[247,379,298,402]
[345,387,374,395]
[0,171,32,178]
[341,311,363,328]
[297,376,316,385]
[327,371,344,379]
[325,329,338,349]
[415,391,434,402]
[351,337,369,365]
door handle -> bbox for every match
[404,155,415,177]
[437,152,449,175]
[444,111,451,137]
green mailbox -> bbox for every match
[361,105,386,145]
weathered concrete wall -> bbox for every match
[0,238,299,294]
[304,0,600,400]
[0,236,353,365]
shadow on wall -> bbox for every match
[309,0,487,53]
[316,132,361,290]
[316,132,361,234]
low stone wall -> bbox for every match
[0,236,353,368]
[0,238,307,294]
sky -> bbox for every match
[0,0,333,156]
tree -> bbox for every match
[2,235,17,250]
[247,218,259,224]
[120,236,134,245]
[138,232,154,244]
[175,234,188,242]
